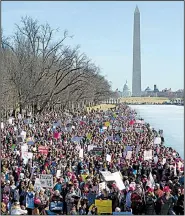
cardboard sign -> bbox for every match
[39,174,53,188]
[144,150,153,161]
[95,200,112,214]
[38,146,49,155]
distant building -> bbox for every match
[122,81,131,97]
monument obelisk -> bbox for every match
[132,5,141,96]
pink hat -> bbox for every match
[129,187,134,191]
[163,186,171,193]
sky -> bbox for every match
[2,1,184,91]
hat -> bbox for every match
[129,186,134,191]
[163,186,171,193]
[115,207,121,212]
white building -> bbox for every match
[122,81,131,97]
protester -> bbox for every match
[1,104,184,215]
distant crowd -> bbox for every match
[1,104,184,215]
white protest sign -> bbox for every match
[18,114,22,120]
[146,172,155,189]
[99,182,106,192]
[106,154,111,162]
[8,117,14,125]
[154,156,158,164]
[88,145,96,152]
[79,149,83,158]
[162,158,166,165]
[20,131,26,140]
[100,171,115,182]
[56,170,61,178]
[154,137,161,145]
[126,151,132,160]
[34,178,41,192]
[39,174,53,188]
[144,150,153,161]
[112,172,125,190]
[1,122,4,129]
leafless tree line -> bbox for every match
[1,16,114,116]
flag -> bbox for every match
[146,172,155,189]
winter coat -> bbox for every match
[144,194,156,215]
[158,194,175,215]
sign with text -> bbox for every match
[95,200,112,214]
[38,146,49,155]
[39,174,53,188]
[144,150,153,161]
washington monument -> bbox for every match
[132,6,141,96]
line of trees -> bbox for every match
[1,16,114,115]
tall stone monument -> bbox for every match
[132,6,141,96]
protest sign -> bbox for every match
[154,156,158,164]
[154,137,161,145]
[162,158,166,165]
[95,200,112,214]
[126,151,132,160]
[8,117,13,125]
[112,172,125,190]
[99,182,106,192]
[144,150,153,161]
[56,170,61,178]
[38,146,49,155]
[34,178,41,192]
[136,145,141,155]
[100,171,115,182]
[1,122,4,129]
[88,145,96,152]
[79,149,83,158]
[39,174,53,188]
[71,136,83,143]
[146,172,155,189]
[50,202,63,211]
[18,114,22,120]
[20,130,26,140]
[106,154,111,162]
[92,147,103,156]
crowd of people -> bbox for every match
[1,104,184,215]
